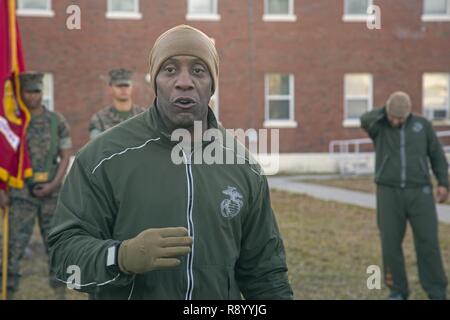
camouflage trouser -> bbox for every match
[0,193,59,294]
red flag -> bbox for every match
[0,0,32,190]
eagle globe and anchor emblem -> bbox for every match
[220,186,244,219]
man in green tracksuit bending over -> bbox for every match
[361,91,448,300]
[48,25,293,300]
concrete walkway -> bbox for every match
[268,176,450,224]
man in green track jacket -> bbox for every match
[361,91,448,300]
[48,25,293,300]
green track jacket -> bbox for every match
[48,105,293,300]
[360,107,449,189]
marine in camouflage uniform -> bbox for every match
[0,72,72,299]
[89,69,144,140]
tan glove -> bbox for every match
[118,227,193,274]
[436,186,449,203]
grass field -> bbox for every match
[2,190,450,300]
[274,190,450,299]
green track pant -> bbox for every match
[376,184,448,299]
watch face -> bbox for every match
[107,245,118,268]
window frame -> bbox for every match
[263,0,297,22]
[343,73,373,127]
[106,0,142,20]
[42,73,54,112]
[210,87,220,121]
[422,0,450,21]
[342,0,374,22]
[186,0,221,21]
[264,73,297,128]
[16,0,54,17]
[422,73,450,124]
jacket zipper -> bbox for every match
[400,125,406,188]
[183,151,195,300]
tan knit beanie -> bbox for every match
[386,91,412,118]
[149,25,219,95]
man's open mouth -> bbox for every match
[173,97,196,109]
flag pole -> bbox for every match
[1,204,9,300]
[1,0,16,301]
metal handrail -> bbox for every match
[329,130,450,155]
[328,130,450,174]
[328,138,372,154]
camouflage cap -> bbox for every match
[109,68,133,86]
[19,72,44,92]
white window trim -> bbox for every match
[106,0,142,20]
[342,0,373,22]
[430,120,450,126]
[342,14,374,22]
[186,13,221,21]
[262,14,297,22]
[106,12,142,19]
[264,74,297,128]
[186,0,220,21]
[43,73,54,112]
[263,0,297,21]
[421,14,450,21]
[210,87,219,120]
[422,0,450,21]
[263,120,298,128]
[208,38,219,120]
[423,73,450,122]
[343,74,373,126]
[16,0,54,17]
[16,9,55,17]
[342,119,362,127]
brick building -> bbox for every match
[16,0,450,161]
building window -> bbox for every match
[17,0,54,17]
[42,73,54,111]
[342,0,373,22]
[344,74,372,127]
[263,0,297,22]
[264,73,297,128]
[422,0,450,21]
[106,0,142,20]
[210,88,219,120]
[186,0,221,21]
[423,73,450,122]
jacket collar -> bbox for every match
[145,100,220,147]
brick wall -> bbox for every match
[18,0,450,152]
